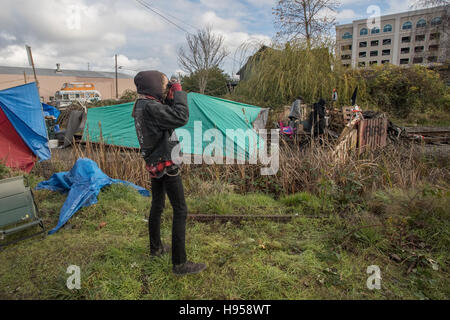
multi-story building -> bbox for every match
[336,6,448,68]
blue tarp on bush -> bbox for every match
[42,103,61,119]
[0,82,51,161]
[36,158,150,234]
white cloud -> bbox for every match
[0,0,277,76]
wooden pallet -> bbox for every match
[358,118,388,154]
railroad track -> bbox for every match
[405,127,450,144]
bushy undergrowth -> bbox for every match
[34,142,449,202]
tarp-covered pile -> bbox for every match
[37,158,149,234]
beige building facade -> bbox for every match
[336,6,449,68]
[0,65,135,102]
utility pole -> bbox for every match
[115,54,119,99]
[25,45,40,96]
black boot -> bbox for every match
[173,261,207,276]
[151,243,170,257]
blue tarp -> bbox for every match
[0,82,51,161]
[36,158,150,234]
[42,103,61,119]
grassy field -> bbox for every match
[1,177,448,300]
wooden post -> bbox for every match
[26,45,40,96]
[115,54,118,99]
[23,71,27,84]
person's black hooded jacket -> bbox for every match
[132,71,189,166]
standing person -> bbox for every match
[332,88,338,108]
[288,96,304,129]
[132,70,206,276]
[313,98,326,135]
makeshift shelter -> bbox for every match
[0,83,51,172]
[84,93,269,159]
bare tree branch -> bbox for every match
[178,26,229,94]
[273,0,340,44]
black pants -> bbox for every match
[149,173,187,265]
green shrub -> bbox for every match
[349,64,449,118]
[0,162,10,179]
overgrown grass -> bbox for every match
[0,179,448,300]
[2,137,449,300]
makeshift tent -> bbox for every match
[84,93,268,158]
[36,158,150,234]
[0,83,50,172]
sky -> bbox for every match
[0,0,422,78]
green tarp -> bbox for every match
[83,93,268,158]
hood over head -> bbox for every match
[134,70,168,102]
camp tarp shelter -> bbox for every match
[84,93,268,159]
[0,83,51,172]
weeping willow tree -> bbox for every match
[233,40,364,109]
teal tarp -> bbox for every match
[84,93,267,158]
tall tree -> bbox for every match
[273,0,340,44]
[178,26,229,94]
[181,67,230,96]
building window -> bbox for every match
[360,28,368,36]
[430,33,440,40]
[400,58,410,65]
[382,49,391,56]
[371,40,379,46]
[370,61,378,66]
[416,19,427,28]
[428,56,438,62]
[359,51,367,58]
[341,54,351,60]
[383,24,393,32]
[370,50,378,57]
[402,36,411,43]
[358,62,366,67]
[401,47,410,54]
[431,17,442,27]
[402,21,412,30]
[359,41,367,48]
[429,44,439,51]
[416,34,426,42]
[415,46,424,53]
[343,32,353,39]
[383,39,392,45]
[381,60,390,64]
[413,57,424,64]
[342,44,352,51]
[372,27,380,34]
